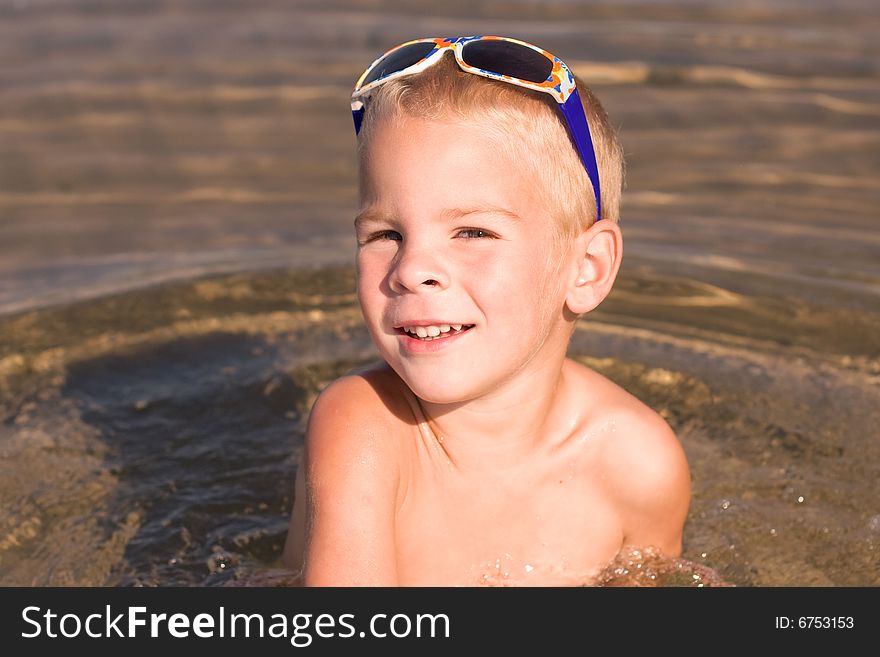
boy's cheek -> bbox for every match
[356,281,393,335]
[356,284,382,324]
[355,254,386,286]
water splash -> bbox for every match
[595,546,732,587]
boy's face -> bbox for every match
[356,115,575,404]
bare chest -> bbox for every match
[394,465,623,586]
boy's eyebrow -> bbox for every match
[354,208,384,230]
[442,205,524,223]
[354,204,524,229]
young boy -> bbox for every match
[282,37,690,586]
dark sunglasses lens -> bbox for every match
[359,42,437,87]
[461,40,553,83]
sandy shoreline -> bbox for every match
[1,266,878,585]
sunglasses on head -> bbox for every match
[351,36,603,222]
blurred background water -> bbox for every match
[0,0,878,586]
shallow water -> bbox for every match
[0,267,877,586]
[1,0,879,585]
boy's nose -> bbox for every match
[388,244,449,294]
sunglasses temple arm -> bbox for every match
[352,104,365,135]
[560,89,602,221]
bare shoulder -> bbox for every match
[308,361,410,443]
[304,361,412,497]
[292,362,410,585]
[565,359,691,556]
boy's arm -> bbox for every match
[605,409,691,557]
[295,375,400,585]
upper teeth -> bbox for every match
[404,323,463,337]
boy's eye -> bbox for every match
[363,230,402,243]
[456,228,496,239]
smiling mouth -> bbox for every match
[395,323,475,341]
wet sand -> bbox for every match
[1,1,879,585]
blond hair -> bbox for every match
[355,52,625,235]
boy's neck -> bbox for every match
[416,350,573,473]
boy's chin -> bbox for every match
[391,366,482,406]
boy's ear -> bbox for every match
[565,219,623,315]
